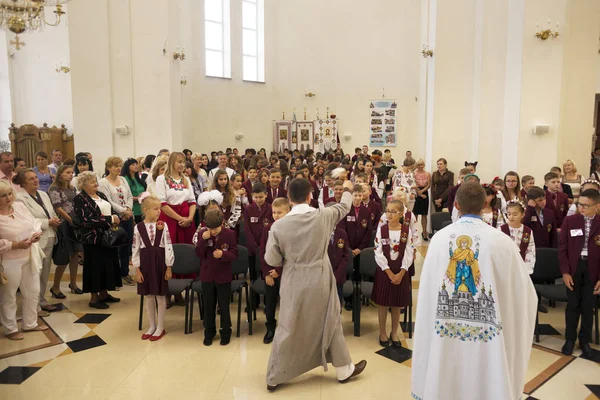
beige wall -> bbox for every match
[5,5,73,130]
[6,0,600,182]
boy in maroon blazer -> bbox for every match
[544,172,569,230]
[266,168,287,204]
[243,183,273,283]
[521,175,535,199]
[558,189,600,358]
[524,187,558,248]
[446,168,470,213]
[243,166,258,203]
[196,210,238,346]
[344,185,373,255]
[358,182,381,228]
[327,220,351,306]
[259,198,290,344]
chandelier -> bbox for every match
[0,0,70,34]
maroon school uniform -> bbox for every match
[446,184,460,212]
[243,203,273,256]
[365,200,382,228]
[486,207,501,228]
[136,222,169,296]
[328,227,350,285]
[371,222,411,307]
[196,228,238,284]
[309,180,320,208]
[370,189,382,204]
[259,223,283,278]
[243,179,256,203]
[559,214,600,284]
[322,186,334,205]
[500,224,533,261]
[524,206,557,248]
[344,204,372,250]
[520,188,527,199]
[266,186,287,205]
[545,190,569,229]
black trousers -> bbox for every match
[118,218,134,277]
[345,255,361,305]
[565,259,594,344]
[202,282,232,339]
[249,255,258,281]
[264,278,281,331]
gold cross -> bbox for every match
[10,36,25,51]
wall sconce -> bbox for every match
[173,46,186,61]
[180,76,187,86]
[305,89,316,98]
[421,45,434,58]
[535,20,559,40]
[55,62,70,73]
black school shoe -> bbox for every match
[99,294,120,303]
[561,340,575,355]
[203,337,213,346]
[220,336,231,346]
[89,301,109,309]
[580,342,595,358]
[264,330,275,344]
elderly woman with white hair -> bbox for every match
[0,180,48,340]
[74,171,122,309]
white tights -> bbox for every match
[144,295,166,336]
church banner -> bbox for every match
[369,99,397,147]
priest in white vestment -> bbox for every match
[264,178,367,391]
[412,182,537,400]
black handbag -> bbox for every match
[100,225,128,248]
[52,221,73,265]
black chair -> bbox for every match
[249,256,265,333]
[342,251,356,317]
[431,212,451,235]
[531,248,566,343]
[441,220,452,229]
[188,245,251,338]
[354,247,376,337]
[231,245,251,337]
[402,280,414,339]
[138,243,199,335]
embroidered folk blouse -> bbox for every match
[482,210,505,229]
[501,225,536,274]
[98,177,133,215]
[373,220,420,272]
[155,175,196,206]
[131,222,175,268]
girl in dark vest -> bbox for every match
[133,194,174,341]
[372,200,420,348]
[500,200,536,274]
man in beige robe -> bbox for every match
[264,178,367,391]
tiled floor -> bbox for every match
[0,247,599,399]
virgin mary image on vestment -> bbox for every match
[446,235,480,295]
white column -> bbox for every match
[501,0,525,174]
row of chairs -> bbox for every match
[138,244,251,337]
[137,243,414,339]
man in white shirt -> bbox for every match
[208,154,235,182]
[48,149,62,172]
[0,152,21,194]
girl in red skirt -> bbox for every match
[155,152,196,302]
[133,194,174,341]
[372,199,420,348]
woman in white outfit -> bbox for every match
[0,180,48,340]
[15,169,62,316]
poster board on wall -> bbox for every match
[369,99,397,147]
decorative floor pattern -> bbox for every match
[0,248,599,399]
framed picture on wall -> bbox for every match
[273,121,292,151]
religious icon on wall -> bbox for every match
[325,128,331,138]
[292,131,297,143]
[279,128,288,140]
[300,129,309,141]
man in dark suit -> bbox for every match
[558,189,600,357]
